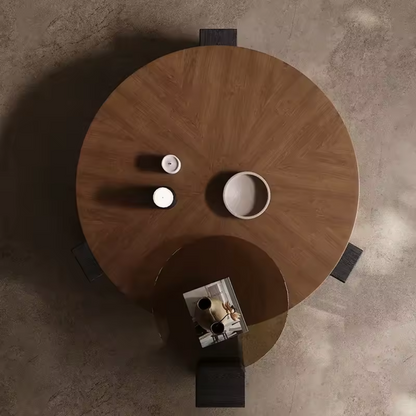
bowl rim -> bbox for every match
[223,171,271,220]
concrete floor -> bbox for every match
[1,0,416,415]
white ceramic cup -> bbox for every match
[223,172,271,219]
[161,155,181,174]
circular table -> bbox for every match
[153,236,288,367]
[76,46,359,309]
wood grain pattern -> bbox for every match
[76,46,359,308]
[152,236,288,367]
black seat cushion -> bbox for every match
[196,361,245,408]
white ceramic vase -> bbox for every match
[194,297,227,332]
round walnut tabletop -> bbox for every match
[153,236,288,367]
[76,46,359,309]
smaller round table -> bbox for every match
[153,236,288,367]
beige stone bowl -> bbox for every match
[223,172,271,220]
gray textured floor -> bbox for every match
[1,1,416,415]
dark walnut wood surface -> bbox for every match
[153,236,288,367]
[76,46,359,308]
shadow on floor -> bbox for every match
[0,33,199,396]
[0,33,197,259]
